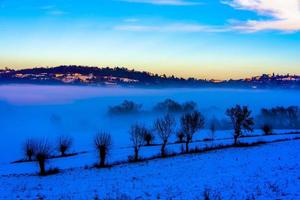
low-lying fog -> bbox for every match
[1,84,300,163]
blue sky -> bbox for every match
[0,0,300,79]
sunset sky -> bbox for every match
[0,0,300,80]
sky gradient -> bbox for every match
[0,0,300,80]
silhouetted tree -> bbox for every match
[260,106,300,129]
[154,99,197,113]
[57,135,73,156]
[182,101,197,112]
[261,124,273,135]
[209,118,218,141]
[154,99,182,113]
[143,129,155,146]
[176,131,185,143]
[94,132,112,167]
[180,111,205,152]
[130,124,146,161]
[34,139,52,175]
[23,138,36,161]
[226,105,254,145]
[108,100,142,115]
[154,114,176,157]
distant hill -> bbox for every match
[0,65,299,89]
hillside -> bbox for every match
[0,66,207,87]
[1,66,300,88]
[1,140,300,199]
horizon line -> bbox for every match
[1,65,299,82]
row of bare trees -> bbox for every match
[108,99,197,115]
[128,105,254,163]
[128,110,205,162]
[24,135,73,161]
[105,105,254,165]
[23,135,73,175]
[22,105,254,175]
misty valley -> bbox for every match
[1,85,300,169]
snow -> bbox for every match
[1,85,300,199]
[0,130,299,175]
[1,140,300,199]
[0,85,300,167]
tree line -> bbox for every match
[108,99,300,130]
[22,104,257,176]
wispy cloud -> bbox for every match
[116,0,300,33]
[40,5,67,16]
[124,18,140,23]
[40,5,56,10]
[115,23,229,32]
[46,10,67,16]
[120,0,202,6]
[223,0,300,32]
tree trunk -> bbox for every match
[180,137,183,143]
[134,147,139,161]
[161,142,166,157]
[39,160,45,175]
[185,142,189,153]
[99,148,106,167]
[100,156,105,167]
[234,134,238,145]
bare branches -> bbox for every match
[94,132,112,167]
[144,130,155,146]
[209,118,218,141]
[180,110,205,152]
[57,135,73,156]
[108,100,142,115]
[130,124,147,161]
[154,114,176,157]
[226,105,254,145]
[34,139,52,175]
[261,124,273,135]
[23,138,36,161]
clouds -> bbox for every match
[40,4,67,16]
[115,23,228,33]
[118,0,300,33]
[224,0,300,32]
[120,0,202,6]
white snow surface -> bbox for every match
[1,85,300,165]
[1,85,300,199]
[1,140,300,200]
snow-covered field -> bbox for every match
[1,85,300,199]
[0,131,299,176]
[1,140,300,199]
[1,85,300,165]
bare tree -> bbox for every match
[23,138,36,161]
[130,124,146,161]
[260,106,300,129]
[209,118,218,141]
[57,135,73,156]
[154,114,176,157]
[34,139,52,175]
[180,111,205,153]
[143,129,155,146]
[226,105,254,145]
[108,100,142,115]
[94,132,112,167]
[176,131,185,143]
[261,124,273,135]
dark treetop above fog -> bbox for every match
[0,66,300,89]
